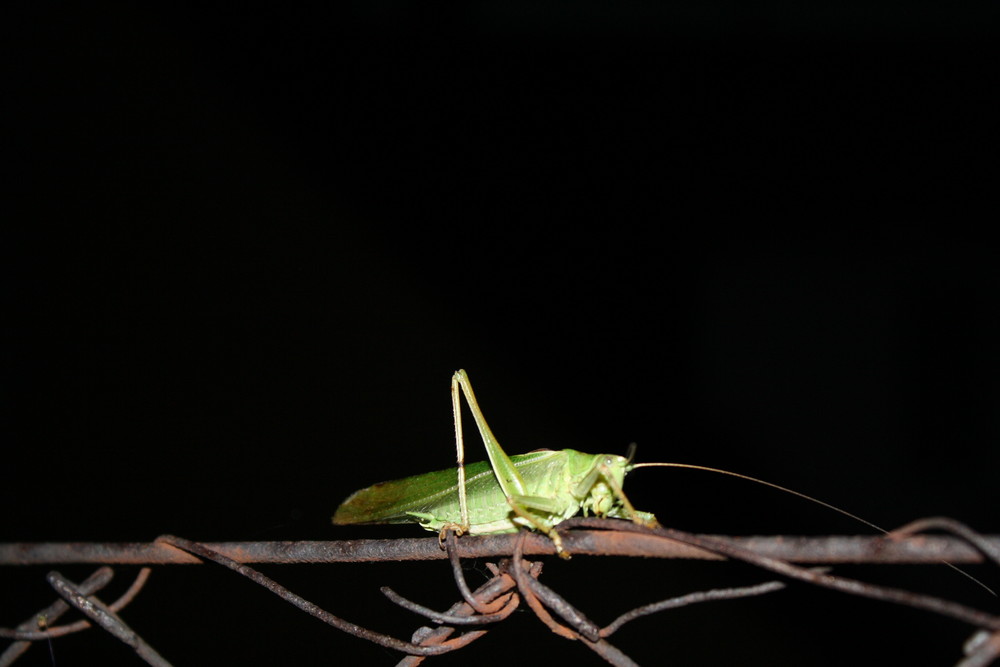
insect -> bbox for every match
[334,370,667,555]
[333,369,879,556]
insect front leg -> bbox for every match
[571,455,658,527]
[596,460,659,528]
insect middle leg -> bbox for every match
[505,494,572,558]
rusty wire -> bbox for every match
[154,534,478,657]
[45,571,170,667]
[0,567,157,666]
[395,561,531,667]
[0,568,152,642]
[0,567,114,666]
[2,530,998,565]
[567,518,1000,632]
[2,519,999,666]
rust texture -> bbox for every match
[2,531,997,566]
[3,519,999,666]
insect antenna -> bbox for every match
[629,461,996,595]
[629,461,884,533]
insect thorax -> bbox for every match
[567,451,630,518]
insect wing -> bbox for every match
[332,451,560,526]
[333,460,492,525]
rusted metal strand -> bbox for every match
[508,535,637,667]
[568,519,1000,632]
[891,517,1000,567]
[397,563,526,667]
[959,629,1000,667]
[46,572,172,667]
[600,580,788,637]
[1,567,152,641]
[380,586,519,626]
[509,536,601,642]
[0,567,114,666]
[3,531,998,566]
[442,530,501,615]
[154,535,477,657]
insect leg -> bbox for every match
[599,462,659,528]
[452,370,529,498]
[505,498,569,558]
[452,370,566,555]
[450,372,470,534]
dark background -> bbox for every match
[5,3,998,665]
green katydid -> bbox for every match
[333,369,881,557]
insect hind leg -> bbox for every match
[451,372,471,534]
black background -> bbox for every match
[5,3,999,665]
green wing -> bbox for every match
[332,451,557,525]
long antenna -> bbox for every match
[630,462,885,533]
[629,461,995,595]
